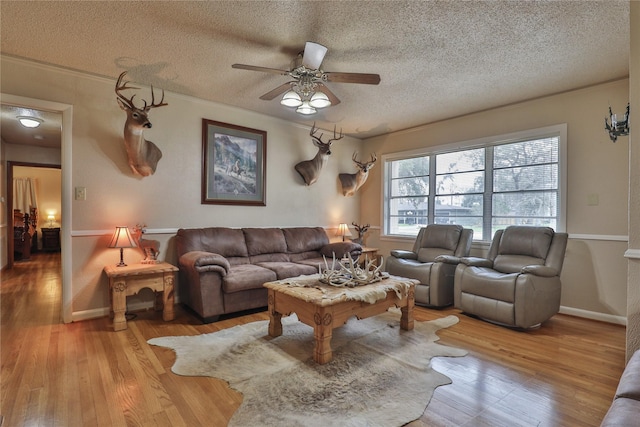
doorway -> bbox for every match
[7,162,62,267]
[1,94,73,323]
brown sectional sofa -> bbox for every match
[601,350,640,426]
[176,226,361,322]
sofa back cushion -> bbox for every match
[282,227,330,254]
[493,226,553,273]
[417,224,463,263]
[243,228,288,256]
[176,227,249,265]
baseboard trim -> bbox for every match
[72,299,181,323]
[559,305,626,326]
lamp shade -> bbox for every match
[281,90,303,107]
[108,226,137,267]
[296,101,317,115]
[336,223,352,241]
[108,226,137,249]
[309,91,331,109]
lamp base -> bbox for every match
[116,248,127,267]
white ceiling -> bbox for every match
[0,1,630,143]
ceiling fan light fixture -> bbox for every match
[281,90,303,107]
[296,101,317,115]
[309,92,331,109]
[17,116,43,128]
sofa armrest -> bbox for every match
[459,256,494,268]
[390,249,418,260]
[521,265,558,277]
[320,241,362,258]
[179,251,231,276]
[434,254,463,265]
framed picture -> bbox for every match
[202,119,267,206]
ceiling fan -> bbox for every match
[232,42,381,115]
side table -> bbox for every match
[360,247,380,265]
[103,262,178,331]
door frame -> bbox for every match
[2,93,73,323]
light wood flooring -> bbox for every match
[1,252,626,426]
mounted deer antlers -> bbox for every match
[115,71,168,176]
[339,152,377,196]
[294,122,344,186]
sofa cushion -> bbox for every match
[601,397,640,427]
[243,228,288,256]
[222,264,277,293]
[256,261,318,279]
[176,227,248,258]
[615,350,640,400]
[320,241,362,258]
[283,227,330,253]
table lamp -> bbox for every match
[336,223,352,242]
[47,214,55,227]
[108,226,137,267]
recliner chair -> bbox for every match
[454,226,568,329]
[386,224,473,307]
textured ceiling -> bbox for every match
[0,1,630,141]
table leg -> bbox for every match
[313,307,334,364]
[267,289,282,337]
[400,286,415,331]
[162,272,175,321]
[112,279,127,331]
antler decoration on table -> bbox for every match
[320,253,387,287]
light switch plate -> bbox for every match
[75,186,86,201]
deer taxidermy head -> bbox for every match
[115,71,168,177]
[338,152,377,197]
[294,122,343,186]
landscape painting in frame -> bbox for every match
[202,119,266,206]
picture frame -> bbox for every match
[202,119,267,206]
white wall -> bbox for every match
[362,79,630,323]
[626,1,640,359]
[1,56,363,319]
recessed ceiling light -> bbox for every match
[17,116,43,128]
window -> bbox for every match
[383,125,566,241]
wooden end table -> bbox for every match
[264,274,417,364]
[104,262,178,331]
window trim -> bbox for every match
[381,124,567,242]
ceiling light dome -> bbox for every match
[309,92,331,109]
[281,90,303,107]
[296,101,317,115]
[17,116,43,128]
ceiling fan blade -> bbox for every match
[232,63,289,75]
[302,42,328,70]
[315,84,341,106]
[259,82,295,100]
[324,72,381,85]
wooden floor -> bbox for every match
[1,252,626,426]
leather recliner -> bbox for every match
[385,224,473,307]
[454,226,568,329]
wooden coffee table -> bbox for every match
[264,274,417,364]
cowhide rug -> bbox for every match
[148,310,467,427]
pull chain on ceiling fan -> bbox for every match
[232,42,380,115]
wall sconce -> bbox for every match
[336,223,352,242]
[605,103,630,143]
[108,226,137,267]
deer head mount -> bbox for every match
[115,71,168,177]
[294,122,344,186]
[338,152,377,197]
